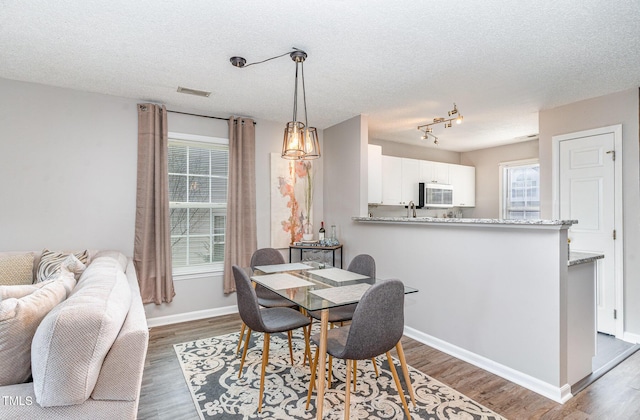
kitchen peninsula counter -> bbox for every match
[349,214,598,402]
[352,216,577,227]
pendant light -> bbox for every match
[282,50,320,160]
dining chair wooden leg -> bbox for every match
[353,360,357,392]
[238,327,252,378]
[302,325,311,366]
[385,351,411,419]
[371,358,379,377]
[236,322,246,355]
[344,359,352,420]
[328,355,333,389]
[258,333,270,413]
[287,330,294,364]
[395,342,416,407]
[306,346,320,410]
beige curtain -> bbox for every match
[134,103,175,304]
[223,117,257,293]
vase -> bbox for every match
[302,223,314,241]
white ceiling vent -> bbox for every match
[177,86,211,97]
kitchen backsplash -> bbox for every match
[367,204,473,219]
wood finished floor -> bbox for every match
[137,314,640,419]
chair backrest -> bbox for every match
[341,279,404,360]
[232,265,267,332]
[347,254,376,278]
[250,248,285,269]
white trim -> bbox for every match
[623,331,640,344]
[552,124,624,339]
[168,131,228,145]
[146,305,238,328]
[403,326,573,404]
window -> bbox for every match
[168,133,228,274]
[500,159,540,220]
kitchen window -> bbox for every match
[500,159,540,220]
[168,133,228,275]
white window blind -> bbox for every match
[168,133,228,274]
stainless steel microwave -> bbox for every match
[418,182,454,208]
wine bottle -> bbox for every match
[319,221,325,241]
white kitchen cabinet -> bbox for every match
[419,161,449,184]
[401,158,420,205]
[381,155,402,205]
[449,164,476,207]
[381,156,419,205]
[368,144,382,204]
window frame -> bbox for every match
[498,158,540,220]
[167,132,229,278]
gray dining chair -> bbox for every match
[305,279,415,419]
[232,265,311,413]
[236,248,298,359]
[307,254,377,385]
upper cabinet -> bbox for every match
[368,144,382,204]
[368,147,475,208]
[449,164,476,207]
[419,161,449,184]
[379,156,419,205]
[401,158,420,204]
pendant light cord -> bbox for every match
[238,47,304,68]
[293,61,300,122]
[302,61,309,127]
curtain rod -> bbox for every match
[167,110,257,125]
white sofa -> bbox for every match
[0,250,149,420]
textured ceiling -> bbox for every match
[1,1,639,151]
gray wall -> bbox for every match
[0,77,324,323]
[369,138,460,164]
[0,78,138,254]
[323,115,368,259]
[460,140,539,218]
[539,88,640,337]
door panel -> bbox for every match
[559,133,615,334]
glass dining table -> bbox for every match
[250,262,418,419]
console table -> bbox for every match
[288,244,343,268]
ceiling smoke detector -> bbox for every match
[177,86,211,97]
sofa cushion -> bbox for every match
[0,273,70,386]
[36,249,89,283]
[92,250,128,272]
[0,253,35,285]
[31,257,132,407]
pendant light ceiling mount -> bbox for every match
[230,48,320,160]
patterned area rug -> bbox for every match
[174,330,506,419]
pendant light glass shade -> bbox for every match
[281,50,320,160]
[281,121,306,159]
[302,127,320,159]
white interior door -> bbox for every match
[559,132,616,334]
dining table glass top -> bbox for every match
[249,262,418,312]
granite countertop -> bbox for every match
[352,216,577,227]
[569,252,605,266]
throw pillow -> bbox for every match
[36,249,89,283]
[0,253,35,286]
[0,275,69,385]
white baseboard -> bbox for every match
[403,326,573,404]
[623,331,640,344]
[146,305,238,328]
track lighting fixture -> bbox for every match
[417,103,464,145]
